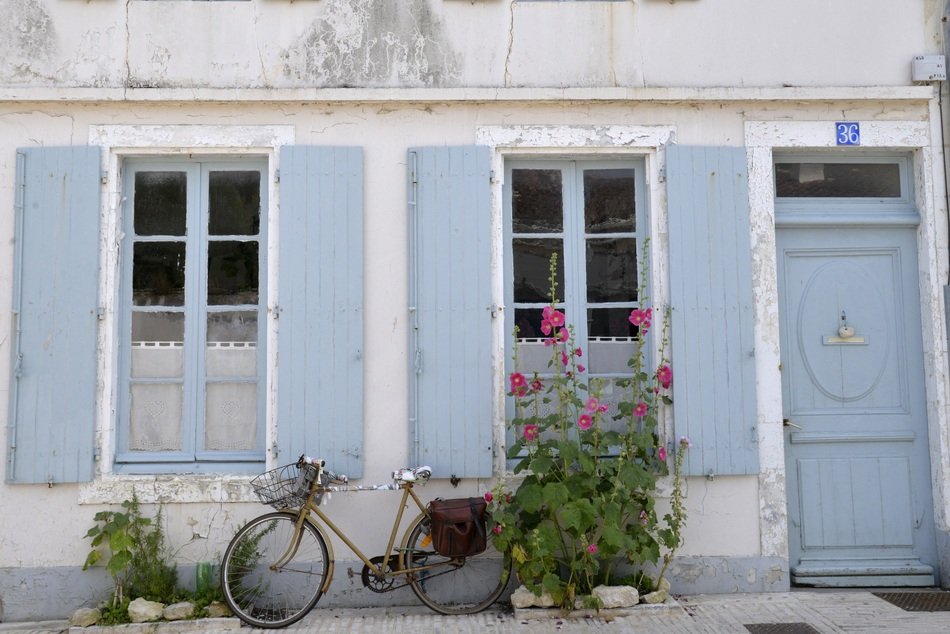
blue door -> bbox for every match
[778,225,937,586]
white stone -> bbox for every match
[128,598,165,623]
[69,607,101,627]
[592,585,640,609]
[206,601,232,618]
[642,589,669,604]
[163,601,195,621]
[510,585,556,608]
[657,577,671,593]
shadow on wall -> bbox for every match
[280,0,461,88]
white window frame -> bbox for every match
[81,124,292,504]
[475,124,674,475]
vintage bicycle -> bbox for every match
[220,457,512,628]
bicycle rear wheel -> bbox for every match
[221,511,329,628]
[403,513,511,615]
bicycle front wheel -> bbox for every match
[221,511,329,628]
[403,513,512,615]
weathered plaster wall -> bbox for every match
[0,94,945,617]
[0,0,941,90]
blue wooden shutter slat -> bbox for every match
[409,146,492,478]
[667,145,758,476]
[278,147,364,477]
[8,146,100,484]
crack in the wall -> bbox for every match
[504,0,515,87]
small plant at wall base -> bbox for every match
[83,490,179,621]
[487,251,689,609]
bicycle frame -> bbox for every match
[270,476,439,595]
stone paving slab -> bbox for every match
[5,592,950,633]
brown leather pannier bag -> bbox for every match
[427,497,488,558]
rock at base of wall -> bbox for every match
[128,598,165,623]
[206,601,232,618]
[163,601,195,621]
[592,584,640,608]
[510,585,556,608]
[69,607,101,627]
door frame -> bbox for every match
[744,119,950,588]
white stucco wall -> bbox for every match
[0,0,943,90]
[0,93,945,612]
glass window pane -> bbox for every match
[511,169,563,233]
[775,162,901,197]
[129,383,182,451]
[586,238,637,303]
[587,308,639,374]
[207,312,257,377]
[513,238,563,303]
[133,242,186,306]
[131,312,184,378]
[208,241,259,305]
[584,169,636,233]
[209,171,261,236]
[134,172,186,236]
[205,383,257,451]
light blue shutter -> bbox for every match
[667,145,759,476]
[278,147,364,477]
[408,146,493,478]
[8,147,100,484]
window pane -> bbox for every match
[513,238,563,303]
[205,383,257,451]
[134,172,186,236]
[133,242,186,306]
[584,169,636,233]
[208,241,259,305]
[131,312,184,378]
[588,308,639,374]
[129,383,182,451]
[775,162,901,197]
[511,169,563,233]
[209,171,261,236]
[586,238,637,303]
[207,312,257,377]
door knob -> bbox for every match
[783,418,802,430]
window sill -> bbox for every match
[78,472,260,505]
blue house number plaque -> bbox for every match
[836,122,860,146]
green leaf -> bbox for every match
[542,572,562,592]
[515,483,543,513]
[83,550,101,570]
[111,532,134,553]
[107,550,132,575]
[541,482,569,508]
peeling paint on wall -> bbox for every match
[0,0,56,83]
[281,0,460,88]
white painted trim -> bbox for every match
[743,118,950,559]
[82,124,294,504]
[0,85,936,104]
[475,124,675,477]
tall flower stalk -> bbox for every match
[489,245,688,608]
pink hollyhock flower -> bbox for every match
[484,492,493,502]
[574,347,583,357]
[598,403,609,413]
[587,544,598,554]
[543,337,555,347]
[658,446,667,462]
[516,386,528,398]
[523,424,540,441]
[549,310,566,328]
[542,305,555,320]
[634,401,648,417]
[585,397,599,413]
[510,372,526,391]
[657,364,673,389]
[540,319,553,336]
[640,320,651,336]
[639,510,649,525]
[561,351,570,366]
[531,378,543,392]
[646,307,653,319]
[576,364,585,373]
[492,524,503,535]
[577,414,593,430]
[629,309,648,326]
[556,328,569,344]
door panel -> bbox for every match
[778,226,936,586]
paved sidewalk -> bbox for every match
[4,591,950,633]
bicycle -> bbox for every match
[220,457,512,628]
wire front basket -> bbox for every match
[251,463,320,509]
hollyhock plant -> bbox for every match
[490,247,688,609]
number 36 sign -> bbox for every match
[836,122,860,146]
